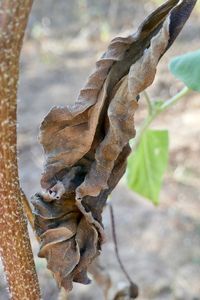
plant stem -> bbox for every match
[143,90,153,114]
[133,86,191,150]
[133,111,156,149]
[159,86,190,111]
[21,190,40,243]
[0,1,40,299]
[109,203,139,298]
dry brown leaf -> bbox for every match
[32,0,197,294]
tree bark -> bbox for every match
[0,1,40,299]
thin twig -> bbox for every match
[143,90,153,114]
[160,86,190,111]
[20,189,35,229]
[108,203,138,297]
[133,87,191,150]
[20,189,41,242]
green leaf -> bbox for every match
[127,129,169,205]
[169,49,200,92]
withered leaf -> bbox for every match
[32,0,197,293]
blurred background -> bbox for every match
[1,0,200,299]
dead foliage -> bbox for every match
[31,0,197,294]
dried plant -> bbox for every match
[31,0,197,296]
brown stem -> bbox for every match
[0,1,40,299]
[109,203,139,298]
[20,190,41,243]
[20,189,35,231]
